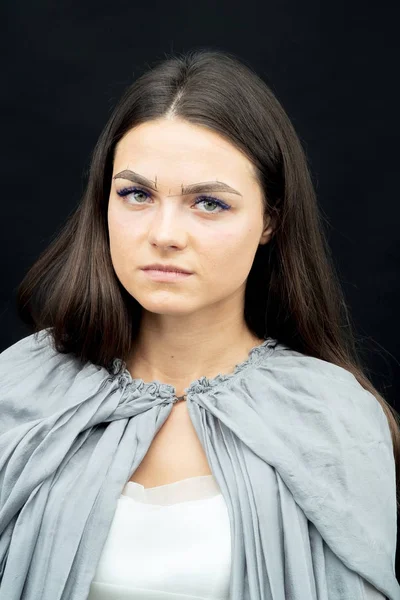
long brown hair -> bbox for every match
[16,48,400,510]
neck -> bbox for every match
[125,317,263,395]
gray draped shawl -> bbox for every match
[0,328,398,599]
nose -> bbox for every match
[148,204,187,249]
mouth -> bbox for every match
[141,264,193,275]
[141,268,193,282]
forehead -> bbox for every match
[113,118,257,183]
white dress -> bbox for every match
[87,475,232,599]
[87,475,387,600]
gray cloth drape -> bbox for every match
[0,329,398,599]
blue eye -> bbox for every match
[116,186,231,214]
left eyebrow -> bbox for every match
[112,169,243,196]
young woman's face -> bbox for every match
[108,117,274,319]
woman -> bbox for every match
[0,49,399,599]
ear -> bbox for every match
[259,214,275,245]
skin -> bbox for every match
[108,117,275,397]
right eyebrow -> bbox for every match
[112,170,243,197]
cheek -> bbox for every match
[108,230,138,285]
[204,228,258,281]
[108,206,138,257]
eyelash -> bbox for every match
[116,186,231,214]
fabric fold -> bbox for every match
[188,349,398,596]
[0,328,398,599]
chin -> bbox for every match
[135,296,198,316]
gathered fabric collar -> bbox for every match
[110,337,278,400]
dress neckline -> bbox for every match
[110,337,278,400]
[121,474,222,506]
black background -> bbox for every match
[1,0,399,579]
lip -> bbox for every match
[142,264,192,274]
[141,269,193,282]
